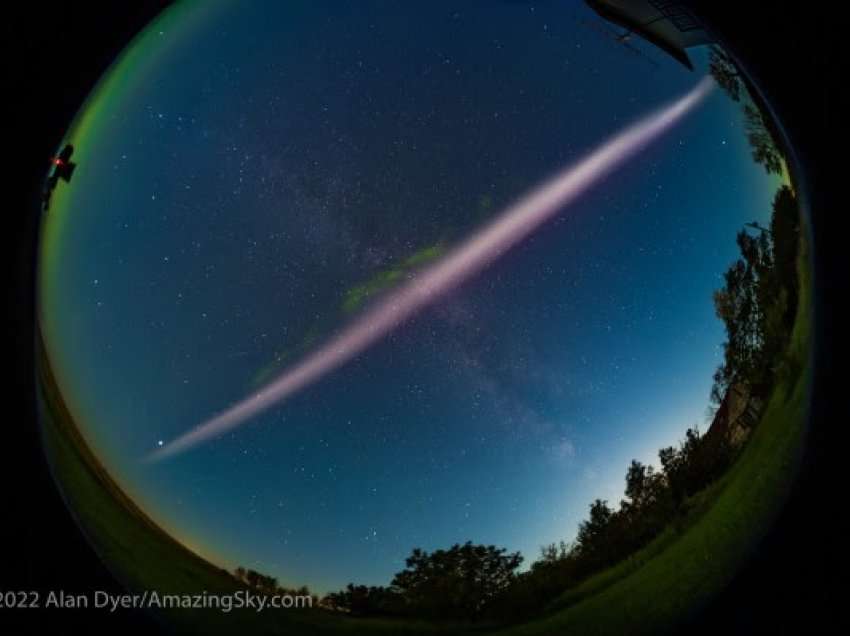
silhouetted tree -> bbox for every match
[260,574,278,593]
[322,584,403,616]
[712,185,801,407]
[233,566,305,598]
[708,46,743,102]
[539,541,571,564]
[659,428,707,507]
[574,499,615,570]
[709,45,785,176]
[389,542,523,620]
[624,460,649,508]
[713,230,771,398]
[244,569,261,589]
[770,186,801,327]
[744,104,784,175]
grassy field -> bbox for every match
[36,233,811,635]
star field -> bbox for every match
[40,1,781,593]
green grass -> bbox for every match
[36,233,812,635]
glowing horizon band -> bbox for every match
[149,77,714,462]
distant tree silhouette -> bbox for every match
[708,46,743,102]
[624,460,650,507]
[261,574,278,593]
[709,45,785,176]
[326,542,522,620]
[770,186,801,327]
[391,541,523,620]
[659,428,712,507]
[574,499,614,569]
[712,186,801,406]
[244,569,258,588]
[322,584,403,616]
[744,104,784,175]
[713,230,771,398]
[233,565,314,603]
[539,540,571,564]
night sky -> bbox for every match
[39,1,781,593]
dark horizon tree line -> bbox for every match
[231,565,318,605]
[709,45,787,177]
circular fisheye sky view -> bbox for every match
[37,0,798,610]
